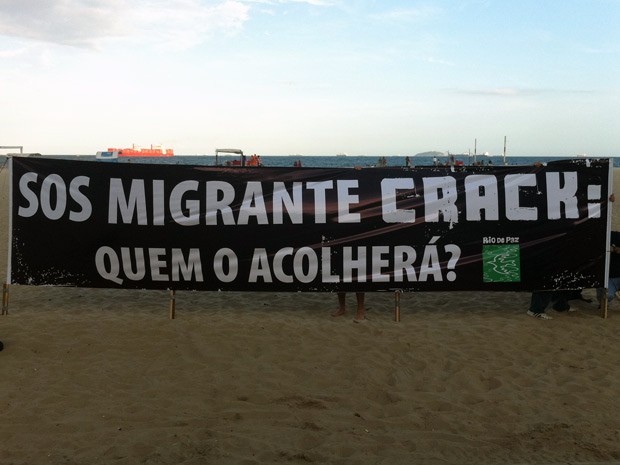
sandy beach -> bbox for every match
[2,164,620,465]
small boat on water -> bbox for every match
[0,145,40,157]
[96,144,174,159]
[95,150,121,160]
[214,148,263,167]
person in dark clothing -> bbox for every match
[527,291,571,320]
[565,289,592,303]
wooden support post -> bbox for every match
[394,291,401,322]
[2,284,9,315]
[601,289,609,319]
[169,290,176,320]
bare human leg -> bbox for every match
[331,292,347,317]
[353,292,366,322]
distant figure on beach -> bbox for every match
[332,292,366,323]
[293,160,302,167]
[405,156,411,167]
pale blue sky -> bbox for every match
[1,0,618,156]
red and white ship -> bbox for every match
[96,144,174,159]
[110,144,174,157]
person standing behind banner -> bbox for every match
[527,290,571,320]
[596,194,618,306]
[332,292,366,323]
[529,193,616,318]
[597,231,620,306]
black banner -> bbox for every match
[10,157,611,292]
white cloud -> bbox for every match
[124,0,251,50]
[371,6,440,23]
[0,0,125,47]
[242,0,333,5]
[0,0,250,49]
[451,87,596,97]
[0,44,32,58]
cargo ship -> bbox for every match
[96,144,174,159]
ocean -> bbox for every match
[15,154,619,168]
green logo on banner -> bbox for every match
[483,244,521,282]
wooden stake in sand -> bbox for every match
[169,289,176,320]
[1,283,8,315]
[5,157,12,316]
[394,291,401,322]
[601,289,609,319]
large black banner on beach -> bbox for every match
[9,157,611,292]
